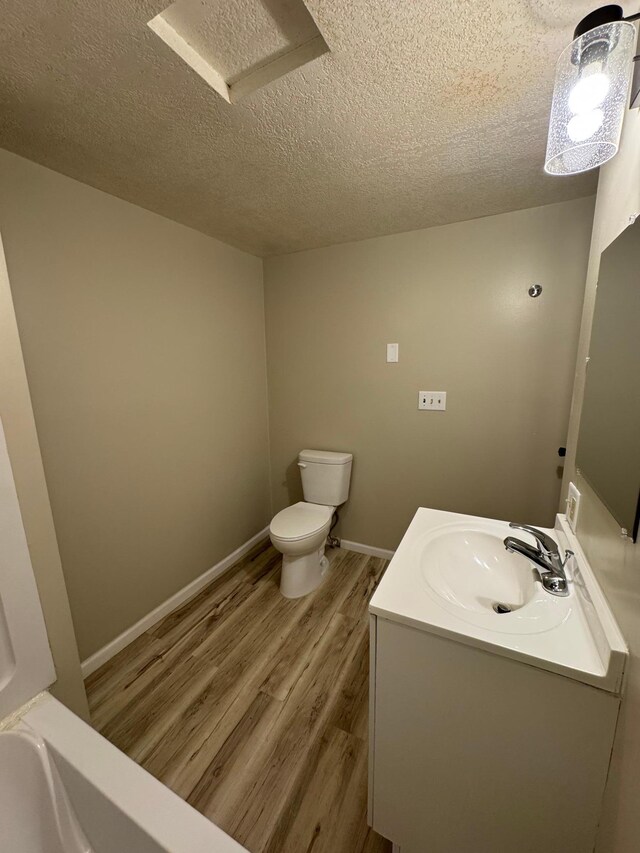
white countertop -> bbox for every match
[370,508,627,693]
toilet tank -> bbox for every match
[298,449,353,506]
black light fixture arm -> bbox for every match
[572,5,640,108]
[573,5,640,38]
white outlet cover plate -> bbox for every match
[386,343,399,363]
[567,482,581,533]
[419,391,446,410]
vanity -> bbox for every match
[368,508,627,853]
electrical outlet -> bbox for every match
[566,482,581,532]
[418,391,447,411]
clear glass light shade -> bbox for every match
[545,21,636,175]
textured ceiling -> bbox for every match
[1,1,634,256]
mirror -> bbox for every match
[576,217,640,540]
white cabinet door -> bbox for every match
[370,616,620,853]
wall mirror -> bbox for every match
[576,217,640,541]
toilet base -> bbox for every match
[280,545,330,599]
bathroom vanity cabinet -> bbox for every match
[368,615,619,853]
[367,508,626,853]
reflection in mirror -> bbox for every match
[576,218,640,540]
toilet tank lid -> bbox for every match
[299,449,353,465]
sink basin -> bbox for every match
[420,522,570,634]
[369,507,628,692]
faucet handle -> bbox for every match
[508,523,559,557]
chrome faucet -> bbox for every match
[504,523,573,597]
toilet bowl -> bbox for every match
[270,502,334,598]
[270,449,353,598]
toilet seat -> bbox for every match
[270,502,333,542]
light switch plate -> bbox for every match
[386,343,399,363]
[419,391,446,410]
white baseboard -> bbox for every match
[81,526,270,678]
[341,539,395,561]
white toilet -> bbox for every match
[270,449,353,598]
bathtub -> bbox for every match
[1,692,246,853]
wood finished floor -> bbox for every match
[85,540,391,853]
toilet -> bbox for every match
[270,449,353,598]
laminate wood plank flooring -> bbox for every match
[85,540,391,853]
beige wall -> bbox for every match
[0,234,88,718]
[265,197,595,550]
[0,149,271,661]
[560,108,640,853]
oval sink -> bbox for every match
[419,522,571,634]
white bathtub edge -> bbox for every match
[22,694,247,853]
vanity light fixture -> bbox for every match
[545,4,640,176]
